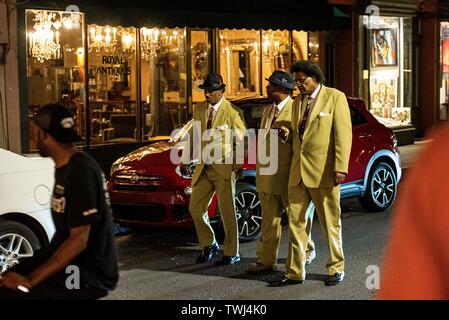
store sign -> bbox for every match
[95,55,131,76]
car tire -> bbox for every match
[358,162,397,212]
[0,221,41,274]
[212,182,262,243]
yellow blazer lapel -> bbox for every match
[306,85,329,126]
[274,98,292,126]
[295,94,305,132]
[261,104,273,129]
[211,99,227,128]
[198,102,207,131]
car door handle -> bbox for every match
[359,133,371,138]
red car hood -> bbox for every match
[121,140,181,167]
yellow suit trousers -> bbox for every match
[287,182,344,280]
[257,192,315,266]
[189,165,238,256]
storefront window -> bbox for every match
[307,32,320,63]
[362,16,412,127]
[440,22,449,121]
[26,9,85,150]
[87,25,137,144]
[218,29,260,98]
[191,31,209,104]
[140,27,187,136]
[292,30,308,62]
[261,30,291,95]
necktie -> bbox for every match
[207,107,214,129]
[298,96,312,142]
[270,106,280,128]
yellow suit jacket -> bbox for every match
[185,98,247,186]
[289,85,352,188]
[256,97,293,195]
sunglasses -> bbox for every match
[294,76,311,85]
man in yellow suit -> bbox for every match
[247,70,315,274]
[183,74,247,266]
[269,60,352,287]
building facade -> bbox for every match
[1,0,444,173]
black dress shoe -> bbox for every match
[325,272,345,286]
[196,242,219,264]
[268,276,304,287]
[215,255,240,266]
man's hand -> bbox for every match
[335,172,347,185]
[277,126,290,143]
[0,272,33,291]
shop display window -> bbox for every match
[25,9,85,150]
[140,27,187,137]
[261,30,291,95]
[191,31,209,104]
[361,16,412,127]
[218,29,260,98]
[87,25,137,144]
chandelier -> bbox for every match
[140,27,185,61]
[88,26,136,58]
[27,10,81,63]
[28,10,61,63]
[262,34,280,62]
[140,27,161,60]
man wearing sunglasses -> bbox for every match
[269,60,352,287]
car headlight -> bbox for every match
[110,157,124,176]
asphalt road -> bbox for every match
[106,196,394,300]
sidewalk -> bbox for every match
[398,138,429,170]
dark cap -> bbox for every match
[199,74,226,90]
[32,103,83,143]
[265,70,295,91]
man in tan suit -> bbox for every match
[269,60,352,287]
[247,70,315,274]
[183,74,247,266]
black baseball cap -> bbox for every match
[32,103,83,143]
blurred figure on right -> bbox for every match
[378,126,449,299]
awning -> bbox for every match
[357,0,418,17]
[23,0,352,31]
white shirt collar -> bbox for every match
[273,96,290,113]
[208,97,224,111]
[310,84,321,99]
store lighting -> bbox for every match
[140,27,184,61]
[27,10,81,63]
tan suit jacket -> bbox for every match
[184,98,247,186]
[289,85,352,188]
[256,98,293,195]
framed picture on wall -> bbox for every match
[370,29,398,66]
[369,76,397,119]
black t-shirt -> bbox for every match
[47,152,118,291]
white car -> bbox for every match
[0,148,55,274]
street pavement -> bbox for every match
[106,140,427,300]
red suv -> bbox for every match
[108,97,401,241]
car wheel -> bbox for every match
[234,182,262,242]
[359,162,397,212]
[212,182,262,243]
[0,221,41,274]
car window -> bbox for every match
[350,107,368,127]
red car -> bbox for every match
[108,97,401,241]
